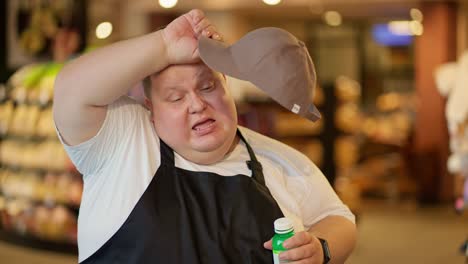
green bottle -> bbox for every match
[272,217,295,264]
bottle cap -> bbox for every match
[274,217,294,234]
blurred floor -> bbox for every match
[0,239,76,264]
[0,199,466,264]
[348,199,467,264]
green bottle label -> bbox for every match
[273,251,291,263]
[273,251,280,264]
[272,231,294,264]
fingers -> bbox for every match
[202,25,223,41]
[279,233,323,263]
[283,231,313,249]
[187,9,205,25]
[187,9,223,41]
[186,9,208,35]
[196,19,222,40]
[263,239,273,250]
[279,243,319,262]
[194,17,211,34]
[287,260,314,264]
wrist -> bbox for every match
[147,30,170,73]
[159,29,171,65]
[318,237,331,264]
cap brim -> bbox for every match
[305,104,321,122]
[198,37,244,79]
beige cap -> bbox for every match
[198,27,321,122]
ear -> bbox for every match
[144,98,155,123]
[144,98,153,112]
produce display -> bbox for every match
[361,92,414,146]
[332,76,363,215]
[334,79,417,201]
[334,76,361,172]
[0,63,81,248]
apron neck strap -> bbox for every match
[236,129,266,187]
[160,138,175,166]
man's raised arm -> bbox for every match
[53,9,221,146]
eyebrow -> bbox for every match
[156,85,182,98]
[163,86,183,95]
[195,67,218,80]
[159,70,218,95]
[196,73,219,86]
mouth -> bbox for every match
[192,118,216,133]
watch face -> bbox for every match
[318,238,331,264]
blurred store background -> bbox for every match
[0,0,467,263]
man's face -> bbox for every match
[147,62,238,164]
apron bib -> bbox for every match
[82,130,284,263]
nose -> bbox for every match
[188,93,207,114]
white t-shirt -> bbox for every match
[57,96,355,262]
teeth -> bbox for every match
[193,120,213,131]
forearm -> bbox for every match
[307,215,357,264]
[55,30,168,107]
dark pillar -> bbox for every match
[413,1,456,203]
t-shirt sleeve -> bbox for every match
[55,96,149,179]
[282,149,356,227]
[240,127,355,227]
[297,160,356,227]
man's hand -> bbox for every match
[162,9,222,65]
[264,231,324,264]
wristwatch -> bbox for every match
[318,238,331,264]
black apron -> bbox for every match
[81,130,284,263]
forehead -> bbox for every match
[151,63,220,91]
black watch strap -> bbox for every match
[318,238,331,264]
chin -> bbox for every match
[191,128,234,153]
[191,137,226,152]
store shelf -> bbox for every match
[0,134,59,143]
[0,194,79,216]
[0,164,77,176]
[0,62,81,253]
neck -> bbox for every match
[179,134,240,165]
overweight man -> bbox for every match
[53,9,356,264]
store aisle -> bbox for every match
[348,200,467,264]
[0,200,466,264]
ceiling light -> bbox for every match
[388,21,411,36]
[324,11,342,27]
[96,22,113,39]
[263,0,281,6]
[410,20,423,36]
[159,0,177,9]
[410,8,423,22]
[388,20,423,36]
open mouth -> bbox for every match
[192,118,215,132]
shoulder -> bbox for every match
[239,126,289,150]
[238,126,320,180]
[239,126,312,166]
[105,95,151,127]
[109,95,149,113]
